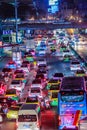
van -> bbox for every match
[16,104,41,130]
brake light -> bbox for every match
[79,104,84,107]
[37,121,40,128]
[62,104,66,108]
[16,122,18,128]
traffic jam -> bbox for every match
[0,29,87,130]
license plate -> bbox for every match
[23,124,30,128]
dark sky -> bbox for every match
[0,2,36,19]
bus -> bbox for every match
[58,77,87,129]
[48,84,60,106]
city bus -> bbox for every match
[58,77,87,129]
[48,84,60,106]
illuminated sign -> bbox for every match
[3,30,13,35]
[49,0,58,6]
[48,0,59,13]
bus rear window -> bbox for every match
[60,91,84,102]
[18,115,37,122]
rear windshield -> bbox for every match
[11,80,20,84]
[31,88,40,93]
[6,89,16,94]
[26,97,38,103]
[71,61,80,64]
[18,115,37,122]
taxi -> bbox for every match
[25,54,34,62]
[25,95,40,106]
[6,61,17,70]
[75,69,86,77]
[5,89,19,101]
[6,105,20,119]
[15,74,27,83]
[48,84,60,106]
[63,55,71,62]
[47,79,61,90]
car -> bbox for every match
[24,54,34,62]
[50,45,56,52]
[29,87,43,98]
[20,64,30,75]
[75,69,86,77]
[2,68,13,77]
[29,49,36,56]
[70,60,81,71]
[25,95,40,105]
[31,79,46,90]
[15,74,27,83]
[52,72,64,80]
[6,61,17,70]
[63,54,71,62]
[62,49,73,57]
[37,58,46,66]
[35,74,47,82]
[37,70,48,79]
[6,105,20,119]
[14,69,25,78]
[0,97,17,108]
[47,79,61,89]
[38,64,48,71]
[22,60,30,68]
[5,89,19,101]
[38,48,46,56]
[9,79,25,92]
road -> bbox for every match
[0,54,74,130]
[0,37,86,130]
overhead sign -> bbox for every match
[3,30,13,35]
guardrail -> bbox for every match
[69,45,87,70]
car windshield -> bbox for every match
[54,73,63,77]
[32,80,41,84]
[6,89,16,95]
[50,85,60,90]
[15,70,23,74]
[15,74,24,78]
[11,80,20,84]
[18,115,37,122]
[26,97,38,103]
[31,88,40,93]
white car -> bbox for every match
[9,79,25,92]
[20,64,30,75]
[29,87,43,98]
[38,48,46,56]
[70,60,81,71]
[37,58,46,66]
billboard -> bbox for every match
[48,0,59,13]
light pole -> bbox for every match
[15,0,18,45]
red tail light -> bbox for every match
[37,121,40,128]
